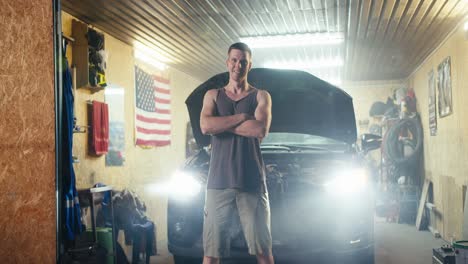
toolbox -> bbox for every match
[433,246,455,264]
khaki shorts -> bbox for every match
[203,188,272,258]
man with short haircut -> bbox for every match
[200,42,274,264]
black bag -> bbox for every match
[62,245,107,264]
[87,28,104,50]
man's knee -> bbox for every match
[256,252,274,264]
[203,256,220,264]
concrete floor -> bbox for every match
[374,220,446,264]
[149,220,446,264]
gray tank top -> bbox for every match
[207,88,266,192]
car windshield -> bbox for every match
[261,132,348,150]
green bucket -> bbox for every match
[86,227,114,264]
[453,241,468,264]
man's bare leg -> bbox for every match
[256,253,274,264]
[203,256,220,264]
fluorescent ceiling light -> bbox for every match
[134,42,170,62]
[240,32,344,48]
[134,50,167,70]
[464,21,468,31]
[263,60,343,86]
[133,41,170,70]
[263,57,344,69]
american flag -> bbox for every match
[135,66,171,147]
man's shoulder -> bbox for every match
[205,88,220,99]
[250,86,268,93]
[255,88,271,101]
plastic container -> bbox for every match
[86,227,114,264]
[453,240,468,264]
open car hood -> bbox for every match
[186,68,357,147]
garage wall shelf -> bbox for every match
[71,19,106,94]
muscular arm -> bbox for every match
[200,89,250,135]
[229,90,272,139]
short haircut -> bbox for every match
[228,42,252,58]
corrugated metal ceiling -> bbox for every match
[62,0,468,83]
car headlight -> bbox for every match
[167,170,201,199]
[325,168,368,195]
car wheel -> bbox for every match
[173,255,203,264]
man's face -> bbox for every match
[226,49,251,82]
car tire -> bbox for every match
[173,255,203,264]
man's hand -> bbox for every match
[241,113,256,121]
[200,90,253,135]
[239,113,254,122]
[229,90,272,139]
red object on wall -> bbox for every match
[91,101,109,155]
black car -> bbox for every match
[167,69,380,264]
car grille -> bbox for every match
[232,181,372,251]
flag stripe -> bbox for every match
[156,109,171,115]
[155,98,171,104]
[155,88,170,94]
[135,66,171,147]
[136,114,171,125]
[136,132,171,141]
[137,126,171,135]
[136,108,170,120]
[156,102,171,110]
[155,91,170,100]
[136,139,171,147]
[136,120,171,130]
[154,81,170,90]
[153,76,170,84]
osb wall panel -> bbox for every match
[62,11,201,255]
[408,22,468,240]
[440,176,463,241]
[62,12,129,189]
[0,0,56,263]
